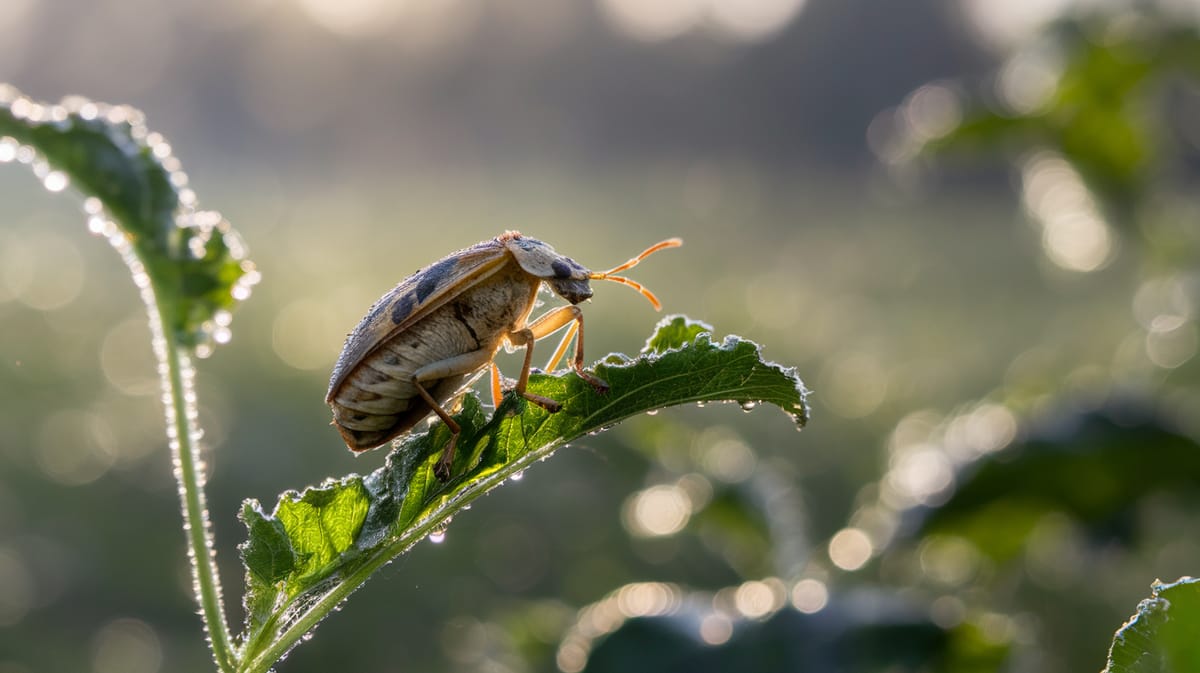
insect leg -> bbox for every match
[544,320,578,372]
[489,362,503,409]
[412,348,497,481]
[517,305,609,395]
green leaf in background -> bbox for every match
[1105,577,1200,673]
[570,587,1008,673]
[0,85,257,351]
[236,316,809,673]
[904,17,1200,227]
[913,403,1200,563]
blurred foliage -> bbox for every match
[1105,577,1200,673]
[915,402,1200,562]
[916,13,1200,226]
[580,592,1008,673]
[884,5,1200,671]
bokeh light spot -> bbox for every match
[818,353,890,419]
[296,0,399,36]
[2,231,85,311]
[706,0,806,42]
[35,410,117,486]
[960,0,1072,49]
[272,298,347,371]
[1021,152,1115,272]
[622,484,692,537]
[918,536,978,587]
[91,618,163,673]
[902,83,962,142]
[997,42,1062,114]
[698,612,733,644]
[698,436,757,483]
[599,0,703,42]
[101,318,159,396]
[616,582,680,617]
[1146,320,1197,369]
[790,578,828,614]
[733,578,785,619]
[828,527,873,571]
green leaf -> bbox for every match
[1105,577,1200,673]
[913,403,1200,562]
[236,316,809,673]
[912,19,1200,227]
[0,85,256,351]
[643,315,713,353]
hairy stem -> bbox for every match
[156,295,236,673]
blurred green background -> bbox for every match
[3,1,1200,672]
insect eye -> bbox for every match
[551,259,574,278]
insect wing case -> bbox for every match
[327,239,509,400]
[326,238,516,450]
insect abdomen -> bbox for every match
[331,311,474,450]
[330,266,536,451]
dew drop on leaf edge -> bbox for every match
[429,525,448,544]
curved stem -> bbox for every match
[156,297,237,673]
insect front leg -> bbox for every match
[412,348,497,481]
[512,305,609,398]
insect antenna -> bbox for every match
[590,238,682,311]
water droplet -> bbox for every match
[739,401,757,412]
[511,470,524,481]
[429,528,447,544]
[0,137,18,162]
[696,401,707,408]
[646,409,659,416]
[41,170,68,192]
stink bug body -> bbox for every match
[327,231,681,481]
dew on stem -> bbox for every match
[1,86,258,673]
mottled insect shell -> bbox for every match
[326,232,593,452]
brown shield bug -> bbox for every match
[326,231,681,481]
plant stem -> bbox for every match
[157,300,236,673]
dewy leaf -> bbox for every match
[236,316,809,673]
[644,315,713,353]
[0,84,258,351]
[1105,577,1200,673]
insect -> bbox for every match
[327,231,681,481]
